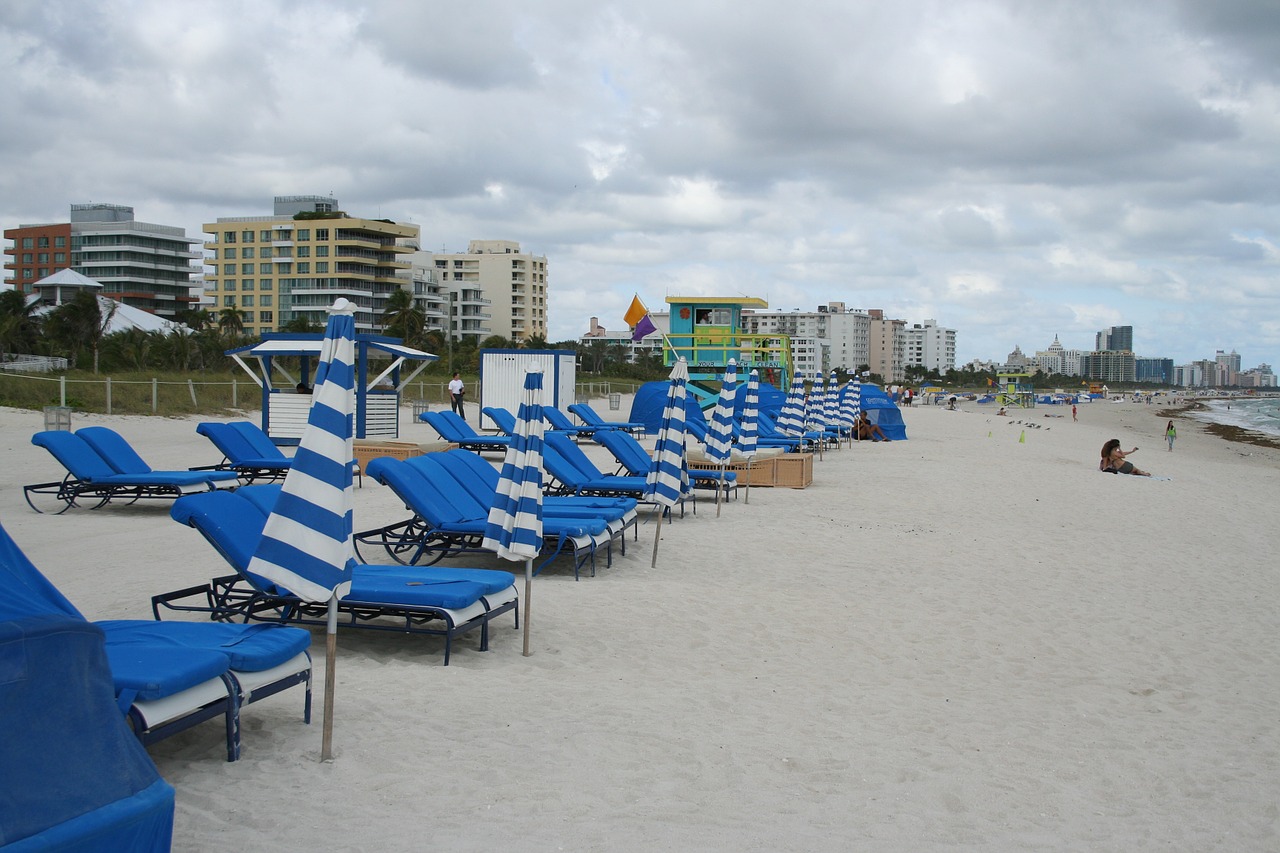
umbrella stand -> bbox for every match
[320,595,338,762]
[650,505,665,568]
[522,557,533,657]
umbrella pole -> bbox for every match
[522,557,533,657]
[715,462,724,517]
[320,595,338,762]
[650,507,665,568]
[744,461,751,504]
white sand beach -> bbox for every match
[2,399,1278,851]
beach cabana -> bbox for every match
[843,383,908,441]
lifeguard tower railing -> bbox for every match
[662,333,793,405]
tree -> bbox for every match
[381,288,426,347]
[174,307,215,332]
[44,292,116,373]
[524,333,548,350]
[0,289,42,358]
[218,305,246,339]
[281,316,322,333]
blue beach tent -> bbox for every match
[841,383,908,441]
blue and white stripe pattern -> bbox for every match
[483,367,545,561]
[775,370,808,437]
[247,298,356,603]
[645,358,691,508]
[807,373,826,431]
[842,378,862,434]
[738,369,760,459]
[825,370,843,430]
[703,358,738,464]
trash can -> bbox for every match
[43,406,72,431]
[608,393,622,411]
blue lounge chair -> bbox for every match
[420,410,512,452]
[164,487,519,664]
[25,428,242,514]
[431,449,640,543]
[0,518,312,762]
[359,454,619,579]
[543,433,693,515]
[595,429,737,501]
[0,615,175,850]
[568,402,647,435]
[195,420,362,486]
[541,406,598,438]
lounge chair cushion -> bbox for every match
[99,621,311,673]
[104,645,231,702]
[77,427,240,485]
[346,567,492,610]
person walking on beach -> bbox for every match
[1165,420,1176,452]
[1072,403,1077,422]
[448,372,466,420]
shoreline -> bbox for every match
[1158,400,1280,453]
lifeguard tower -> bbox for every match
[663,296,792,407]
[996,372,1036,409]
[226,333,437,443]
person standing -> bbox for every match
[448,372,466,420]
[1165,420,1176,452]
[1072,403,1078,422]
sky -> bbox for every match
[2,0,1279,369]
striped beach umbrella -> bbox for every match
[825,370,843,436]
[645,358,691,567]
[843,377,863,440]
[703,358,738,516]
[739,369,760,504]
[246,297,356,761]
[482,366,544,657]
[775,369,807,437]
[808,373,827,460]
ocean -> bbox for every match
[1190,396,1280,438]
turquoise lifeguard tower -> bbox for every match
[996,371,1036,409]
[663,296,793,407]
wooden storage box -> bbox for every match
[353,440,427,475]
[687,453,811,489]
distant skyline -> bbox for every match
[2,0,1278,368]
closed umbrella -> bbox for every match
[808,373,827,460]
[843,377,862,441]
[246,297,357,762]
[739,369,760,504]
[645,358,691,567]
[481,366,545,657]
[703,358,738,516]
[775,369,807,437]
[825,370,843,442]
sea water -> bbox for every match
[1190,397,1280,438]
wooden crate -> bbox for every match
[687,454,811,489]
[353,440,427,475]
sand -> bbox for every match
[2,399,1278,851]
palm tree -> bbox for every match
[174,307,215,332]
[218,305,246,339]
[524,333,549,350]
[381,288,426,346]
[0,289,42,359]
[281,316,322,333]
[44,292,116,373]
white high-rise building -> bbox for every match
[904,319,957,374]
[740,303,871,375]
[421,240,548,343]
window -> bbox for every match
[275,247,291,258]
[260,279,273,291]
[316,262,329,273]
[242,311,255,323]
[241,279,255,291]
[241,295,254,307]
[223,231,236,243]
[38,268,48,277]
[224,248,236,259]
[22,269,33,279]
[260,294,272,306]
[242,230,254,243]
[296,229,310,241]
[315,245,329,257]
[21,253,32,263]
[259,311,273,323]
[241,263,254,274]
[54,236,66,247]
[315,229,329,240]
[223,296,235,306]
[37,237,49,248]
[260,247,272,259]
[38,253,48,263]
[260,230,272,242]
[296,262,310,274]
[54,252,65,263]
[242,247,255,258]
[296,245,309,258]
[223,264,235,274]
[224,280,237,291]
[276,263,292,274]
[259,263,272,274]
[21,238,33,249]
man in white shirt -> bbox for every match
[448,372,465,420]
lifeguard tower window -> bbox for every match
[696,308,731,326]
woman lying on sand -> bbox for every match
[1100,438,1152,476]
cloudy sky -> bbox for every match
[3,0,1279,369]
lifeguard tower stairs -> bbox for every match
[661,296,793,408]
